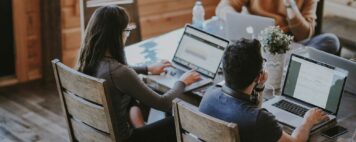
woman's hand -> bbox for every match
[179,70,201,86]
[148,60,172,75]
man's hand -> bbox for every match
[148,60,172,75]
[304,108,329,126]
[260,71,268,85]
[256,70,268,88]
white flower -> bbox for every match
[258,26,294,55]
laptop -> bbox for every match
[301,47,356,95]
[225,12,275,41]
[147,25,229,92]
[263,54,348,131]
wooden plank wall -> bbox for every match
[138,0,219,39]
[60,0,220,67]
[26,0,42,80]
[61,0,81,67]
[14,0,42,82]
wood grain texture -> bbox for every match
[0,73,356,141]
[56,61,105,104]
[52,59,119,142]
[71,118,111,142]
[63,91,109,132]
[80,0,142,45]
[173,99,240,142]
[138,0,219,17]
[62,48,80,68]
[58,0,220,67]
[13,0,29,82]
[62,7,81,29]
[0,82,69,142]
[5,0,43,85]
[62,28,81,50]
[140,5,216,39]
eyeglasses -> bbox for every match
[124,23,136,37]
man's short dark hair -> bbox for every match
[223,38,263,90]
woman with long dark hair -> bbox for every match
[76,5,200,142]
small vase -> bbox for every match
[263,52,285,90]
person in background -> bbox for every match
[216,0,340,55]
[76,5,200,142]
[199,39,329,142]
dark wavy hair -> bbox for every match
[76,5,129,75]
[222,38,263,90]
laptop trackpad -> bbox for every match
[275,111,302,128]
[185,79,212,92]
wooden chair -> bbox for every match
[52,59,119,142]
[173,99,240,142]
[79,0,142,45]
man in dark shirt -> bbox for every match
[199,39,329,142]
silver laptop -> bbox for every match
[225,12,275,41]
[147,25,229,92]
[263,54,348,131]
[300,47,356,95]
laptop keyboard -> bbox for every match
[273,100,308,117]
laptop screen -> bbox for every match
[173,25,228,78]
[282,55,348,114]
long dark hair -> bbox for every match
[76,5,129,75]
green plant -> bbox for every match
[258,26,294,55]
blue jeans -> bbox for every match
[302,33,341,55]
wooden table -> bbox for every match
[125,29,356,142]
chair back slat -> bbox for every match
[64,91,109,132]
[182,133,203,142]
[71,118,111,142]
[56,62,104,104]
[173,99,240,142]
[52,59,118,142]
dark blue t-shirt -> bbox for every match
[199,86,283,142]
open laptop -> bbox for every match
[225,12,275,41]
[302,47,356,95]
[147,25,229,92]
[263,54,348,131]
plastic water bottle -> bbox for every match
[192,0,205,29]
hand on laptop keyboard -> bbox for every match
[304,108,330,126]
[179,70,201,86]
[148,60,172,75]
[163,67,179,77]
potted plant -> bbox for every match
[258,26,294,90]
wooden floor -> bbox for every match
[0,81,69,142]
